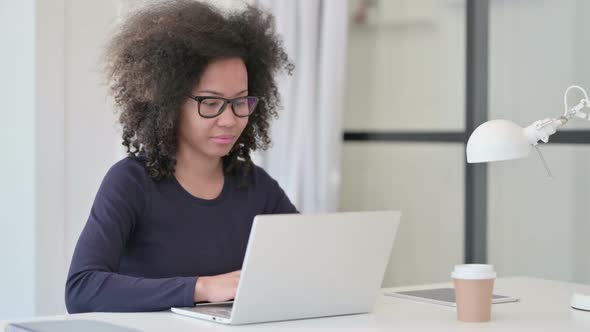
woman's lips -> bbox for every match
[211,135,235,144]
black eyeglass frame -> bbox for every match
[187,95,260,119]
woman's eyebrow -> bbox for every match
[196,89,248,97]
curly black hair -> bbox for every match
[103,0,293,181]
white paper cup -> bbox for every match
[452,264,496,322]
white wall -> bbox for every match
[0,0,37,319]
[340,0,466,286]
[35,0,66,316]
[488,0,590,284]
[63,0,123,274]
[340,143,464,287]
[0,0,123,319]
[342,0,590,286]
[344,0,465,132]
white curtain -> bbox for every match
[253,0,349,213]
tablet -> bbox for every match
[384,288,519,307]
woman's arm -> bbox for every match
[66,270,197,313]
[65,160,197,313]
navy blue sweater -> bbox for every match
[65,157,297,313]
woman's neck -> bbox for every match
[175,147,223,181]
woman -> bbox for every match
[65,0,297,313]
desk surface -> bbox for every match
[4,277,590,331]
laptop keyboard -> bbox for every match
[193,303,233,319]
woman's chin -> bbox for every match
[206,146,234,158]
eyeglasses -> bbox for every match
[187,95,260,119]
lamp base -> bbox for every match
[571,293,590,311]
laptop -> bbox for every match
[171,211,401,325]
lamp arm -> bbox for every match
[563,85,590,120]
[524,85,590,145]
[524,117,568,145]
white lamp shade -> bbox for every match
[466,119,533,163]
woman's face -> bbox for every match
[178,57,250,161]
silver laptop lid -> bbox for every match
[230,211,401,325]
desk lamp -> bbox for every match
[466,85,590,311]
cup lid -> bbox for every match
[451,264,496,280]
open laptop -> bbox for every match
[171,211,401,325]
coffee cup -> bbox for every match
[451,264,496,322]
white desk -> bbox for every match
[4,277,590,331]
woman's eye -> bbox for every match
[203,100,222,107]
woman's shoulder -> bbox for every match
[248,163,277,186]
[109,155,147,175]
[94,156,151,217]
[246,163,298,214]
[102,155,150,189]
[242,163,288,195]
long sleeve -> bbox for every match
[65,161,196,313]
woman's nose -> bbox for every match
[216,105,238,127]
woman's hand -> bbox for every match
[194,270,241,303]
